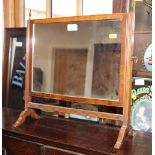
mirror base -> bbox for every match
[114,125,135,149]
[114,125,127,149]
[13,108,41,128]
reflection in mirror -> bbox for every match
[32,20,121,101]
[8,36,26,109]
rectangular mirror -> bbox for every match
[32,20,121,101]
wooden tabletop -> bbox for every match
[2,108,152,155]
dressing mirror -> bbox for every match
[14,14,134,149]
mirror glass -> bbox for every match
[32,19,121,101]
[8,36,26,109]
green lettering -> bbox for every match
[132,89,137,96]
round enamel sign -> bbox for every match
[144,44,152,72]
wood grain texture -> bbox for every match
[31,92,122,107]
[2,108,152,155]
[30,14,125,24]
[122,12,135,126]
[114,125,128,149]
[13,108,41,128]
[3,135,42,155]
[29,102,123,121]
[116,12,135,148]
[25,20,33,109]
[44,146,83,155]
[132,70,152,77]
[113,13,134,149]
[118,14,128,110]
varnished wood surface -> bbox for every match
[30,13,126,24]
[3,135,42,155]
[3,108,152,155]
[44,146,82,155]
[31,92,122,107]
[29,102,123,121]
[25,20,33,109]
[132,70,152,78]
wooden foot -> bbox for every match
[114,125,128,149]
[64,113,69,119]
[13,109,41,128]
[128,127,136,137]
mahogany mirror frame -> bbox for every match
[14,13,134,149]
